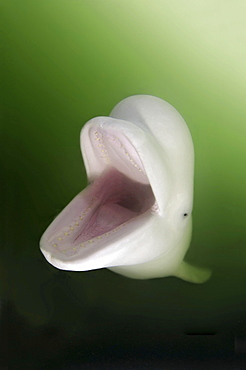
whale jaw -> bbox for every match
[40,166,157,271]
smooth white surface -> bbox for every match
[40,95,211,283]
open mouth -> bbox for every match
[43,127,157,260]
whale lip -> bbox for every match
[40,122,157,270]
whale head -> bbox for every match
[40,95,211,283]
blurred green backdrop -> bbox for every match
[2,0,246,368]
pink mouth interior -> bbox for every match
[47,168,155,255]
[76,168,154,242]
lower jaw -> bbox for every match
[45,167,156,256]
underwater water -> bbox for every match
[2,1,246,368]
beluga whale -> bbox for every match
[40,95,211,283]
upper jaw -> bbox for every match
[81,116,149,185]
[81,116,171,212]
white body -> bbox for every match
[40,95,211,283]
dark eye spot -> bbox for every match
[183,213,188,217]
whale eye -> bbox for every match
[183,213,188,217]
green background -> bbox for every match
[2,0,246,368]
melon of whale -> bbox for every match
[40,95,211,283]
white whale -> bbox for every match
[40,95,211,283]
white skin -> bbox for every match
[40,95,211,283]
